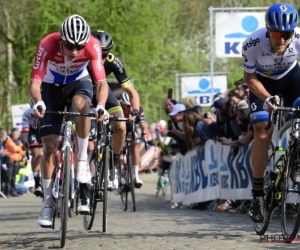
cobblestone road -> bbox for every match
[0,173,299,250]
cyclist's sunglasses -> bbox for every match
[63,42,85,51]
[269,29,294,40]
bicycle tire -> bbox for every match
[281,144,300,242]
[128,155,136,212]
[60,145,71,248]
[102,145,109,232]
[83,150,99,230]
[254,141,276,235]
[119,166,128,211]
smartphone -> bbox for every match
[204,113,208,118]
[167,89,173,99]
[168,120,173,130]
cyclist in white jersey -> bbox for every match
[242,3,300,223]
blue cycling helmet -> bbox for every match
[265,3,298,32]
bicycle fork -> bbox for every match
[52,149,75,199]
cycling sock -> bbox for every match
[42,179,53,207]
[77,136,89,161]
[113,153,119,166]
[33,172,40,188]
[79,183,89,199]
[134,165,139,178]
[252,177,264,197]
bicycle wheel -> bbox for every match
[128,155,136,212]
[119,165,128,211]
[83,150,99,230]
[102,145,109,232]
[254,141,276,235]
[60,145,71,248]
[281,144,300,242]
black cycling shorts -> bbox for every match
[40,75,93,137]
[92,86,122,114]
[249,64,300,125]
[28,126,43,148]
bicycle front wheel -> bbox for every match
[281,144,300,242]
[128,155,136,212]
[102,145,110,232]
[60,146,71,248]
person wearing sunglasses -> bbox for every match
[82,31,142,193]
[29,14,110,228]
[242,3,300,224]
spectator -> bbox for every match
[15,159,30,195]
[218,100,253,147]
[0,129,25,197]
[183,111,213,150]
[10,128,22,146]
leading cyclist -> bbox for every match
[29,14,109,228]
[242,3,300,223]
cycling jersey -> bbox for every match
[31,32,106,84]
[22,108,37,133]
[88,52,132,88]
[242,27,300,80]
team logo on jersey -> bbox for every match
[243,38,260,51]
[242,54,248,62]
[262,51,272,56]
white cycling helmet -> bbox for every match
[121,92,131,106]
[60,14,90,45]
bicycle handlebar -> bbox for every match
[265,98,299,130]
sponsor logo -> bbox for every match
[243,38,260,51]
[93,44,102,71]
[33,46,45,70]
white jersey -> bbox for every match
[22,108,37,132]
[242,27,300,80]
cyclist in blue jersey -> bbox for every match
[242,3,300,223]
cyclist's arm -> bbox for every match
[244,72,271,101]
[88,38,108,106]
[108,53,140,110]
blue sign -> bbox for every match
[188,78,221,105]
[225,15,259,55]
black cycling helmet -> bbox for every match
[91,30,113,51]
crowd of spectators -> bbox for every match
[0,128,30,198]
[151,78,257,211]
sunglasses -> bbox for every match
[124,104,132,108]
[63,42,85,51]
[269,30,294,40]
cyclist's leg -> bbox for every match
[248,73,286,222]
[105,88,126,188]
[71,76,93,214]
[105,87,126,162]
[38,82,64,227]
[128,132,143,187]
[28,126,43,196]
[72,76,93,184]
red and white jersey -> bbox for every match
[31,32,106,84]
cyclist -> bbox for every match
[118,91,146,187]
[75,30,142,214]
[21,106,43,197]
[242,3,300,223]
[29,14,109,228]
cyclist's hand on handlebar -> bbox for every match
[32,101,46,118]
[95,105,109,122]
[129,109,139,121]
[263,95,280,113]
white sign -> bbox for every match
[181,75,227,106]
[11,104,30,130]
[215,12,265,57]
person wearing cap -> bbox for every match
[218,99,253,147]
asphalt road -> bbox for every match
[0,173,299,250]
